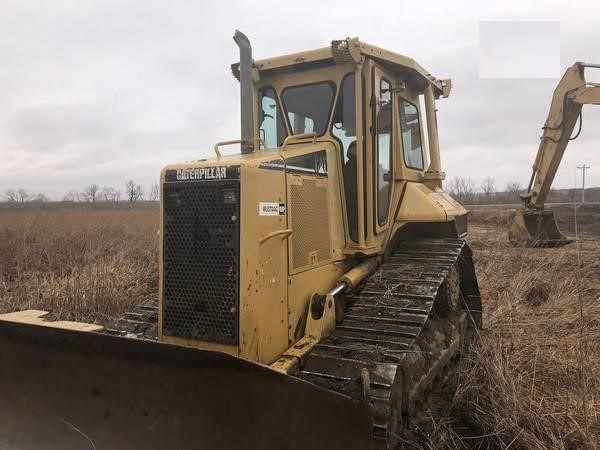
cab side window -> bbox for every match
[399,100,424,170]
[376,79,392,225]
[331,74,358,241]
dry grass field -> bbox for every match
[429,207,600,449]
[0,206,158,322]
[0,204,598,448]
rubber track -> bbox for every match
[298,238,481,449]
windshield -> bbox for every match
[259,87,288,148]
[282,81,336,136]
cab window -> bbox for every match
[282,82,336,136]
[285,150,328,176]
[259,87,287,148]
[376,79,392,225]
[399,99,424,170]
[331,73,357,241]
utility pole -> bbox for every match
[577,164,590,203]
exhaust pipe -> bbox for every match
[233,30,255,154]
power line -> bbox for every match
[576,164,590,203]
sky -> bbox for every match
[1,0,600,200]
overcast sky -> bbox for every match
[1,0,600,200]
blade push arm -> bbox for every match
[522,62,600,209]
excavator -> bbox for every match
[0,32,482,449]
[509,62,600,247]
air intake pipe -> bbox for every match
[233,30,255,154]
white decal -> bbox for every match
[259,202,286,216]
[176,167,227,181]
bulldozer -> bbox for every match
[509,62,600,247]
[0,32,482,449]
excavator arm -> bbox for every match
[522,62,600,208]
[509,62,600,247]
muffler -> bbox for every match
[508,209,573,248]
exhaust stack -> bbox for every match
[233,30,255,154]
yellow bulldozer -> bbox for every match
[509,62,600,247]
[0,32,482,449]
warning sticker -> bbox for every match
[259,202,286,216]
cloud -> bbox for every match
[479,21,561,79]
[1,0,599,200]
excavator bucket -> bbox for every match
[0,319,372,450]
[508,209,574,247]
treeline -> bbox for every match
[3,181,159,204]
[4,177,599,205]
[447,176,600,205]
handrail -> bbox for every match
[280,133,317,152]
[213,138,265,158]
[214,140,244,158]
[258,229,293,245]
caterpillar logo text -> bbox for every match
[176,167,228,181]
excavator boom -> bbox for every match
[509,62,600,247]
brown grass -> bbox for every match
[0,206,158,323]
[439,222,600,449]
[0,205,599,448]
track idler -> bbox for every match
[509,209,573,248]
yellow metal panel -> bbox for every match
[428,191,466,217]
[287,174,332,273]
[238,165,290,364]
[396,182,448,222]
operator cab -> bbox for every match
[240,37,452,251]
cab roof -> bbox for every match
[232,37,450,98]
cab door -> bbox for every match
[372,66,394,235]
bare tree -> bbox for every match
[101,187,120,202]
[149,183,159,202]
[4,188,47,203]
[30,193,49,203]
[447,177,476,204]
[505,181,523,203]
[480,177,496,203]
[125,180,144,203]
[5,189,18,202]
[63,190,80,202]
[81,184,100,202]
[17,188,30,203]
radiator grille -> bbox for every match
[162,180,239,345]
[289,177,331,269]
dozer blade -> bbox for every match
[508,209,574,248]
[0,320,372,450]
